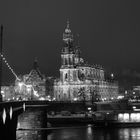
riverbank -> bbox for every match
[48,117,140,128]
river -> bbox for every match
[16,124,140,140]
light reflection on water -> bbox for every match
[118,128,140,140]
[17,126,140,140]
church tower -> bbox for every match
[54,21,119,102]
[60,21,79,84]
[61,20,75,68]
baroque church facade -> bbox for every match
[53,21,119,101]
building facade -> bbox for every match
[14,59,46,100]
[1,85,15,101]
[54,21,118,101]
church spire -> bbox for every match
[75,34,81,56]
[65,20,70,33]
[33,58,39,69]
[63,20,73,44]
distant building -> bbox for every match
[1,85,15,101]
[131,86,140,100]
[133,86,140,93]
[14,59,46,100]
[54,21,118,101]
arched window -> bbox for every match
[65,73,68,80]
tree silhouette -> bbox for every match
[78,87,86,102]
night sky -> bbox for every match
[0,0,140,84]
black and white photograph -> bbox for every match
[0,0,140,140]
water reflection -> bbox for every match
[118,128,140,140]
[17,126,140,140]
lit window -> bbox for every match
[123,113,129,122]
[118,113,124,122]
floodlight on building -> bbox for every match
[74,98,78,101]
[26,85,32,92]
[47,95,50,98]
[88,107,91,111]
[33,90,39,97]
[23,98,26,101]
[133,106,136,109]
[125,90,127,94]
[117,95,124,99]
[39,97,45,101]
[111,73,114,78]
[18,82,23,88]
[2,94,5,98]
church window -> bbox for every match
[65,73,68,80]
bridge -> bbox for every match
[0,101,51,140]
[0,100,89,140]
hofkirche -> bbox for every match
[53,21,118,101]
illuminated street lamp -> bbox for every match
[111,73,114,78]
[87,107,91,111]
[125,90,127,94]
